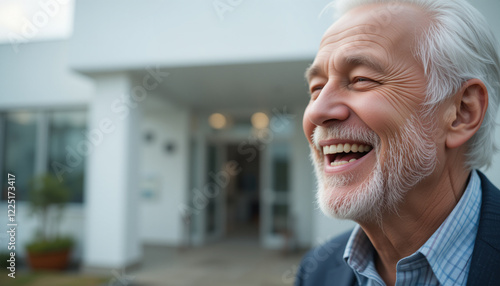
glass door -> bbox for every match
[204,142,226,242]
[261,141,291,248]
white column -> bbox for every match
[83,72,141,269]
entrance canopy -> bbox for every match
[129,60,312,112]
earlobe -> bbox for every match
[445,79,488,149]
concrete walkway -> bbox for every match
[129,238,306,286]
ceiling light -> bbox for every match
[209,113,227,129]
[251,112,269,129]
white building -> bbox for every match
[0,0,499,272]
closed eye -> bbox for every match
[350,77,380,90]
[309,85,324,98]
[353,77,376,83]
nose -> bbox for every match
[304,84,350,127]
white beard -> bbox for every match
[311,115,437,224]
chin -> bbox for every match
[312,150,385,223]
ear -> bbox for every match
[445,79,488,149]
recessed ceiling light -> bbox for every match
[251,112,269,129]
[209,113,227,129]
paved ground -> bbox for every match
[128,238,306,286]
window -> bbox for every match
[0,109,87,203]
[1,111,37,200]
[47,110,87,203]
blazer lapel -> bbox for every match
[467,172,500,286]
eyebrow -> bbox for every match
[304,55,385,82]
[304,65,323,83]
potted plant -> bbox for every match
[25,174,74,270]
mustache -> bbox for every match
[312,125,381,150]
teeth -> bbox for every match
[323,143,373,155]
[343,143,351,153]
[330,145,336,154]
[351,144,359,152]
[330,158,358,167]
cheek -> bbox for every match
[351,98,405,137]
[356,88,424,135]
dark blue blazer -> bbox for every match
[295,172,500,286]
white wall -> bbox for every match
[0,40,93,109]
[69,0,333,72]
[138,96,190,245]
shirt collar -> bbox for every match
[343,224,383,285]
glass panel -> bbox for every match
[272,157,289,193]
[188,139,197,237]
[206,144,217,234]
[47,110,87,203]
[206,200,216,234]
[272,204,289,234]
[268,142,291,235]
[271,143,289,193]
[1,111,37,201]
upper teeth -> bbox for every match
[323,143,372,155]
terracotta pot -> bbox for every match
[27,249,71,270]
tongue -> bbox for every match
[334,152,366,163]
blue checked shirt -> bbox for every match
[343,170,482,286]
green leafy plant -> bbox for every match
[25,237,74,254]
[26,174,74,254]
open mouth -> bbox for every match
[323,143,373,167]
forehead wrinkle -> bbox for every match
[337,34,396,55]
[320,35,393,66]
[320,24,368,46]
[332,44,392,74]
[323,20,402,43]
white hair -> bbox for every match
[325,0,500,169]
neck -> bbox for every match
[357,163,472,285]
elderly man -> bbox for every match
[296,0,500,285]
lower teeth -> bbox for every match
[331,158,357,166]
